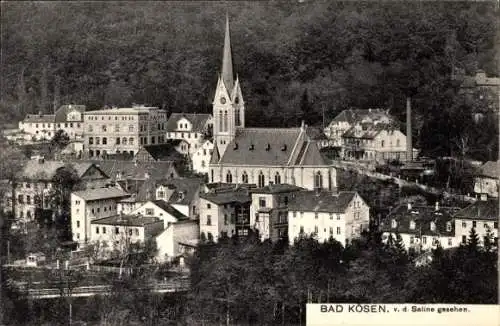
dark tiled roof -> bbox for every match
[200,189,251,205]
[298,142,328,165]
[475,161,499,179]
[287,191,357,213]
[54,105,86,123]
[305,126,328,140]
[342,123,400,139]
[23,114,55,123]
[88,160,178,181]
[210,144,220,164]
[166,113,212,133]
[151,200,189,220]
[381,204,459,236]
[251,183,304,194]
[91,214,162,227]
[454,200,499,221]
[17,160,103,180]
[140,143,185,161]
[72,187,130,201]
[156,177,203,205]
[331,109,392,124]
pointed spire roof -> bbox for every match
[210,143,221,164]
[221,12,234,93]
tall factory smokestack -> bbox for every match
[406,97,413,162]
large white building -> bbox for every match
[165,113,213,155]
[287,191,370,247]
[208,16,336,191]
[192,140,214,174]
[71,187,131,245]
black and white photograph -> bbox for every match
[0,1,499,325]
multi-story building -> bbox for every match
[83,105,167,158]
[199,187,251,241]
[287,191,369,247]
[453,199,498,246]
[154,177,204,218]
[18,105,86,142]
[324,108,393,147]
[192,140,214,174]
[342,123,418,162]
[380,203,460,251]
[250,184,304,242]
[473,161,499,199]
[129,199,188,228]
[166,113,213,154]
[208,16,336,191]
[71,187,131,245]
[14,159,110,221]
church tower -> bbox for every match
[212,14,245,159]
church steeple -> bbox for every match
[221,12,234,93]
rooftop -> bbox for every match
[91,214,162,227]
[454,200,499,221]
[85,106,161,115]
[475,161,499,179]
[150,199,189,220]
[156,177,204,205]
[287,191,358,213]
[23,114,55,123]
[17,160,107,180]
[251,183,304,194]
[73,187,130,201]
[54,104,86,123]
[200,188,251,205]
[330,108,393,125]
[166,113,212,133]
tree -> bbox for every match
[466,227,480,252]
[50,129,70,152]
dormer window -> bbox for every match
[249,144,255,150]
[430,221,436,232]
[281,144,287,151]
[266,143,271,151]
[409,220,416,230]
[391,219,397,228]
[446,221,452,232]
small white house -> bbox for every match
[26,252,46,267]
[192,140,214,175]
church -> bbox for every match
[209,16,336,191]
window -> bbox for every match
[96,227,100,234]
[89,137,94,145]
[102,137,107,145]
[103,227,106,234]
[462,235,467,244]
[259,197,266,207]
[17,195,23,204]
[472,221,476,228]
[151,136,155,144]
[484,223,489,229]
[329,227,333,235]
[122,137,127,145]
[409,220,415,230]
[226,171,233,183]
[102,125,107,132]
[88,125,93,132]
[422,236,427,244]
[129,229,133,236]
[25,182,31,188]
[26,195,31,204]
[76,233,80,240]
[274,172,281,185]
[314,171,323,189]
[430,222,436,231]
[224,214,228,225]
[337,214,341,220]
[145,208,154,215]
[494,222,498,229]
[391,219,397,228]
[293,211,296,218]
[314,226,318,234]
[115,227,119,235]
[129,137,134,145]
[448,238,452,246]
[96,137,100,145]
[410,236,414,244]
[300,226,304,234]
[76,220,80,228]
[201,161,205,168]
[129,125,134,132]
[207,215,212,226]
[329,213,333,220]
[242,171,248,183]
[315,212,318,219]
[207,203,211,209]
[396,139,400,147]
[115,124,120,132]
[135,228,139,236]
[258,172,265,188]
[336,227,341,235]
[381,140,385,148]
[116,138,120,145]
[462,221,467,228]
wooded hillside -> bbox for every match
[1,1,498,159]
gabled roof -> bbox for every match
[150,199,189,220]
[298,142,328,166]
[87,160,178,181]
[287,191,357,213]
[91,214,162,227]
[156,177,204,205]
[17,160,106,180]
[72,187,130,201]
[139,143,185,162]
[54,105,86,123]
[23,114,55,123]
[219,128,301,166]
[200,188,251,205]
[454,200,498,221]
[475,161,499,179]
[381,204,459,236]
[251,183,304,194]
[166,113,212,133]
[210,144,220,164]
[330,109,392,125]
[342,123,401,139]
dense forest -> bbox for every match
[1,1,499,159]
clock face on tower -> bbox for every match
[220,97,226,104]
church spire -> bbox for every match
[221,12,234,93]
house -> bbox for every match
[453,199,498,246]
[83,105,167,158]
[250,184,304,242]
[208,16,336,191]
[154,177,204,218]
[166,113,213,154]
[342,123,419,162]
[199,187,251,241]
[380,203,460,252]
[129,200,188,228]
[287,191,370,247]
[13,159,110,221]
[155,219,199,263]
[88,160,179,182]
[324,108,394,147]
[473,161,499,198]
[71,186,131,245]
[18,112,56,141]
[192,140,214,174]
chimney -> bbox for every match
[407,202,412,211]
[435,201,439,211]
[406,97,413,162]
[301,120,306,130]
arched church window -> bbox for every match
[226,170,233,183]
[258,172,265,188]
[314,171,323,189]
[219,110,223,133]
[235,108,240,126]
[274,172,281,185]
[224,110,228,132]
[241,171,248,183]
